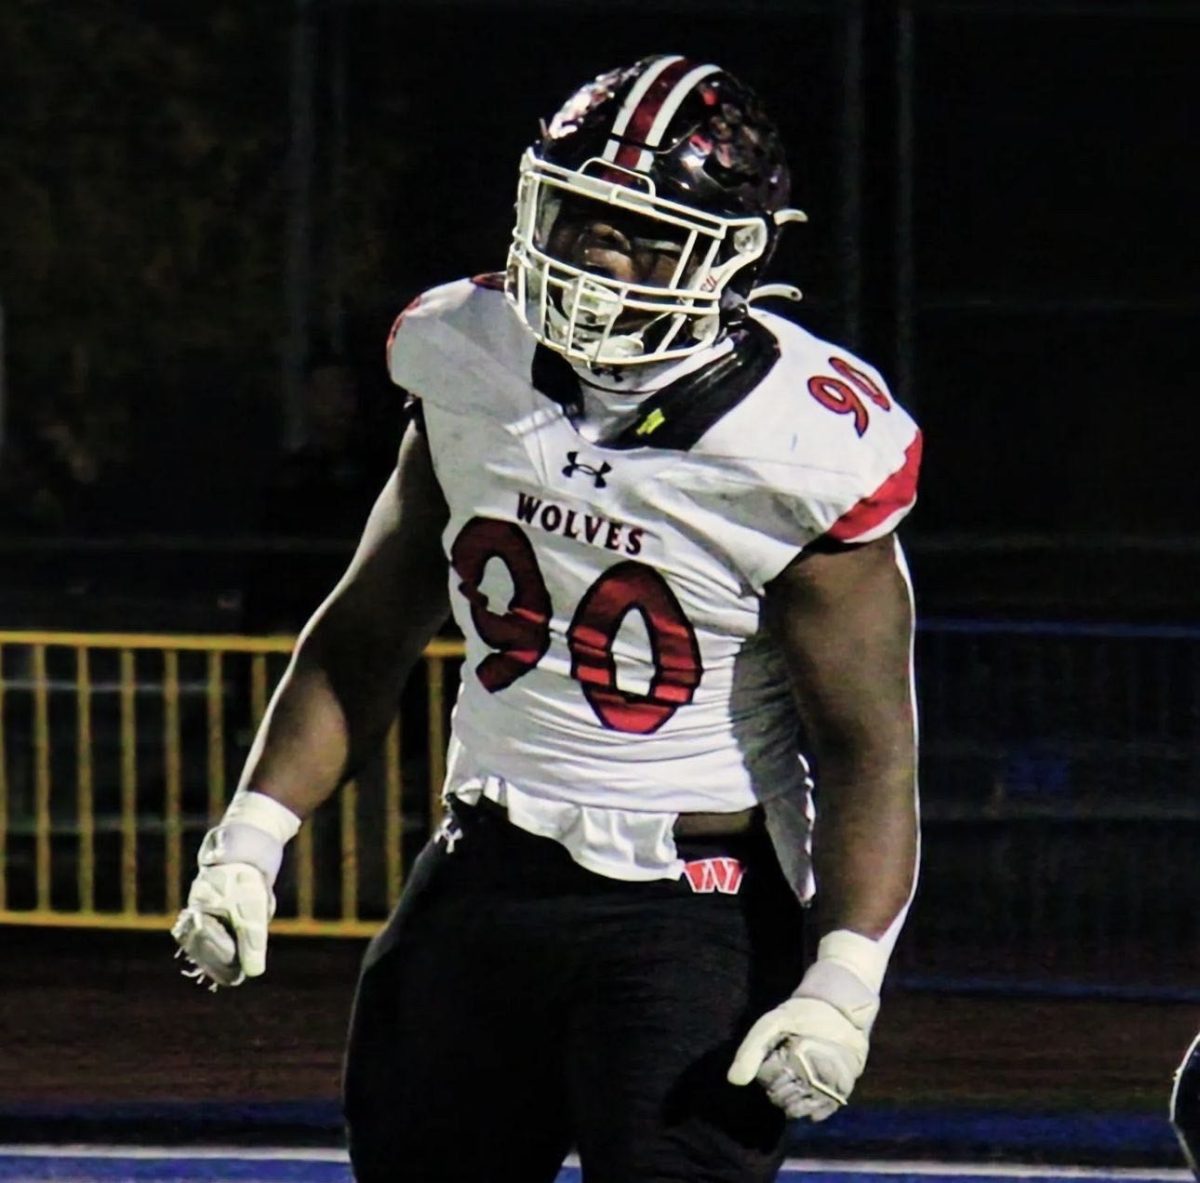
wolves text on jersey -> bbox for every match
[515,491,645,556]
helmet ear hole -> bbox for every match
[733,225,765,254]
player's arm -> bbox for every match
[238,419,450,818]
[728,533,917,1119]
[764,532,917,940]
[172,418,450,987]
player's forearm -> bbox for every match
[810,743,919,942]
[234,656,354,821]
[234,432,451,821]
[236,597,432,821]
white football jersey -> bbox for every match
[388,277,921,876]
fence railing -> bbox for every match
[1,622,1198,995]
[0,629,460,936]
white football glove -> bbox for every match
[172,861,274,988]
[171,791,300,990]
[727,931,884,1122]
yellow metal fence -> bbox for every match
[0,630,463,936]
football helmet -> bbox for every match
[506,55,806,368]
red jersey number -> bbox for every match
[450,517,702,734]
[449,518,551,693]
[568,561,702,735]
[807,357,892,436]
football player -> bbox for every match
[173,55,922,1183]
[1173,1033,1200,1177]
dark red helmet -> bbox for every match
[539,56,792,225]
[506,56,806,367]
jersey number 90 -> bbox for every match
[450,517,702,734]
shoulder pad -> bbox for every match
[385,277,534,415]
[713,311,923,545]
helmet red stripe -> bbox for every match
[613,57,697,170]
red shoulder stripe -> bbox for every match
[826,431,923,542]
[385,294,424,371]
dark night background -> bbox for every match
[2,4,1200,1156]
[1,0,1197,624]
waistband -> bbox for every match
[460,793,762,839]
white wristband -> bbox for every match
[816,929,890,996]
[223,790,302,845]
[196,790,303,888]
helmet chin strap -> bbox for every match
[570,325,734,393]
[560,276,634,356]
[550,274,701,368]
[546,299,647,365]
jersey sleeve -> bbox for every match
[820,425,922,545]
[707,317,923,591]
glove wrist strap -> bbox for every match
[223,789,302,844]
[816,930,889,996]
[198,791,302,888]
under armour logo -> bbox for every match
[562,451,612,488]
[436,813,464,854]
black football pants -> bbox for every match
[343,799,807,1183]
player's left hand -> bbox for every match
[726,957,879,1121]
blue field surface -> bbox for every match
[0,1103,1185,1181]
[0,1148,1191,1183]
[0,1104,1181,1162]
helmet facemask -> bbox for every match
[507,152,771,368]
